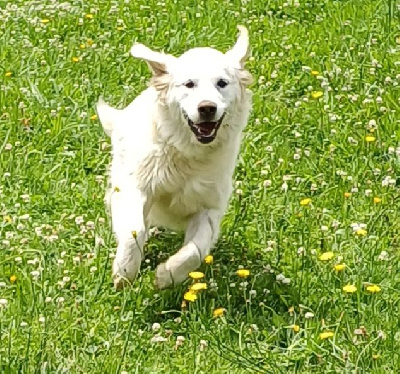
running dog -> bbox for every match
[97,26,253,289]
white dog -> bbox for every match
[97,26,252,290]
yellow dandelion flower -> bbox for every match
[4,216,12,223]
[188,271,205,280]
[90,114,98,120]
[204,255,213,264]
[5,71,12,77]
[344,192,351,198]
[300,198,311,206]
[236,269,250,278]
[85,14,94,19]
[117,26,124,31]
[213,308,225,318]
[292,324,300,333]
[184,291,197,302]
[311,70,320,76]
[373,197,382,204]
[319,251,334,261]
[41,19,50,24]
[355,229,367,236]
[10,275,17,283]
[372,354,380,360]
[334,263,346,272]
[190,283,207,292]
[365,136,375,142]
[87,39,94,45]
[72,57,80,62]
[311,91,323,99]
[343,284,357,293]
[80,44,86,49]
[114,186,120,192]
[366,284,381,293]
[319,331,334,340]
[131,231,137,239]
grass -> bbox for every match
[1,0,400,372]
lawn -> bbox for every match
[1,0,400,372]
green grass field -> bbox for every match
[1,0,400,372]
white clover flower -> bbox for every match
[75,216,84,225]
[199,340,208,351]
[276,273,285,282]
[30,270,40,279]
[378,251,389,261]
[263,180,272,187]
[152,323,161,332]
[150,335,167,343]
[365,189,372,196]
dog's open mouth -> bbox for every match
[183,112,225,144]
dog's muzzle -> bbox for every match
[183,111,226,144]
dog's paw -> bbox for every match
[155,263,175,289]
[113,273,132,290]
[112,258,139,290]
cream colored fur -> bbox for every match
[97,26,253,289]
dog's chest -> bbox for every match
[137,148,223,224]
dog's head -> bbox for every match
[131,26,252,145]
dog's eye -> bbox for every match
[217,79,228,88]
[183,80,195,88]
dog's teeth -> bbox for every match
[204,130,215,137]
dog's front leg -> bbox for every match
[155,210,222,289]
[111,186,147,289]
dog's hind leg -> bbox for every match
[155,209,222,289]
[111,186,147,289]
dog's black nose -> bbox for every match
[198,101,217,117]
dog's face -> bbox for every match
[167,49,244,144]
[131,26,252,145]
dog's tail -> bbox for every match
[97,97,119,137]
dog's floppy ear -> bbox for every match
[225,26,250,69]
[130,43,176,76]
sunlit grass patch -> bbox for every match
[1,0,400,372]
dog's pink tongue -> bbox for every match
[198,122,214,135]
